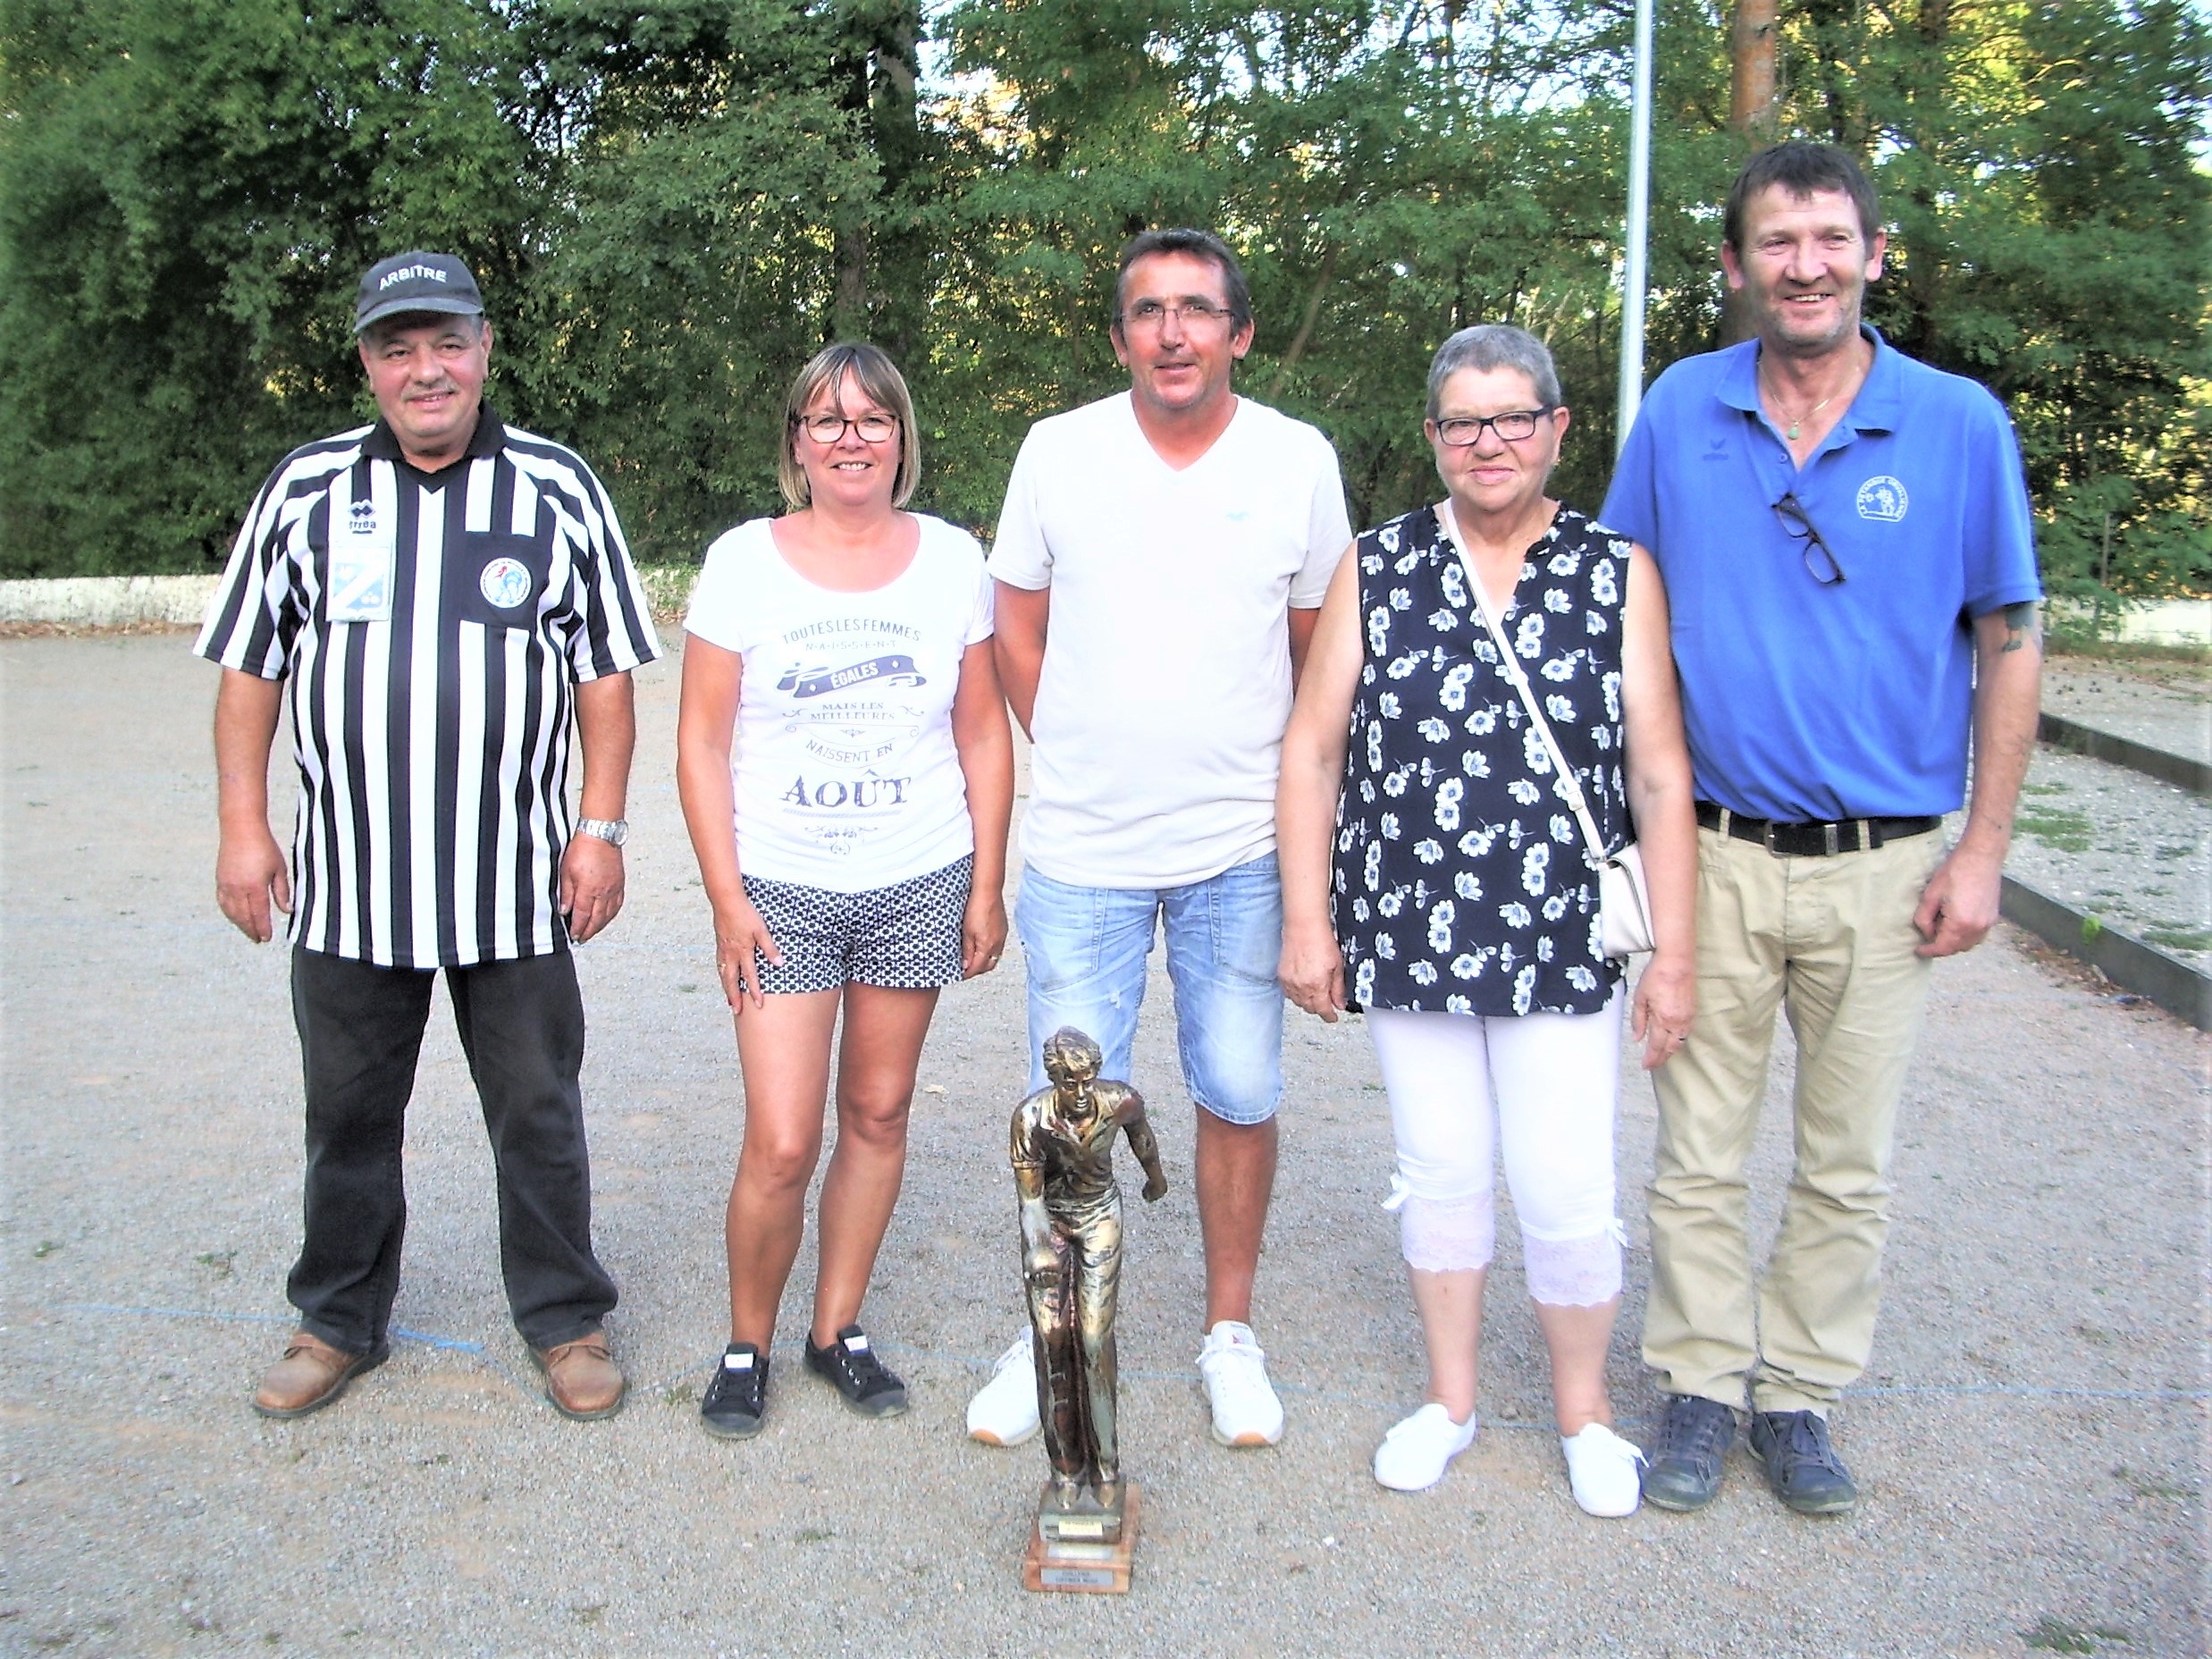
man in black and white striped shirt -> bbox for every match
[197,251,662,1421]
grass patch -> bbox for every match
[2022,1613,2132,1652]
[2142,925,2212,953]
[2046,633,2210,669]
[2020,781,2070,796]
[2017,804,2094,853]
[2112,1464,2192,1502]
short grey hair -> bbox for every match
[1426,325,1561,419]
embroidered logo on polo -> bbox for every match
[478,557,533,610]
[1856,476,1908,522]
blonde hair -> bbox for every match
[778,341,921,510]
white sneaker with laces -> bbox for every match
[1197,1320,1285,1447]
[1561,1421,1646,1517]
[1373,1402,1477,1492]
[965,1335,1040,1446]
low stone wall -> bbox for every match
[0,575,222,627]
[0,568,704,627]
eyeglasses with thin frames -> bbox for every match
[795,411,899,444]
[1115,298,1235,331]
[1433,408,1554,446]
[1772,490,1846,585]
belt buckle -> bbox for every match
[1762,820,1782,856]
[1824,821,1841,856]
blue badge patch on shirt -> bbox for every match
[478,556,533,610]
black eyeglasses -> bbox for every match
[1433,408,1554,446]
[1772,491,1846,585]
[795,411,899,443]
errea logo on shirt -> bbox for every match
[1856,476,1909,522]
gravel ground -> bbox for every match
[2042,657,2208,764]
[2000,749,2211,964]
[2,633,2206,1658]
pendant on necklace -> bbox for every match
[1786,420,1802,440]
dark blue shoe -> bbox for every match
[804,1325,908,1418]
[700,1343,769,1440]
[1749,1410,1858,1514]
[1641,1394,1737,1512]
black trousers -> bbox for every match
[287,945,618,1353]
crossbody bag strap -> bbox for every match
[1435,500,1612,872]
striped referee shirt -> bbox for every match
[196,408,663,969]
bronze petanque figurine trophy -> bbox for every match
[1011,1026,1167,1594]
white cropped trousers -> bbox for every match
[1366,995,1626,1307]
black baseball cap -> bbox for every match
[353,251,485,334]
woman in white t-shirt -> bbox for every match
[676,342,1013,1439]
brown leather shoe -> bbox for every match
[531,1332,625,1420]
[252,1331,387,1419]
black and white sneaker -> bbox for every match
[803,1325,908,1418]
[700,1343,769,1439]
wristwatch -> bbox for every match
[575,817,629,847]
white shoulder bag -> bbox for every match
[1438,502,1655,960]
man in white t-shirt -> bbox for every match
[969,228,1352,1450]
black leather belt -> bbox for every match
[1695,800,1940,857]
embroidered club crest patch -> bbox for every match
[479,557,532,610]
[1855,476,1908,522]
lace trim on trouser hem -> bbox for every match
[1385,1179,1495,1274]
[1524,1221,1626,1308]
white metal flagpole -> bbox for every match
[1616,0,1655,454]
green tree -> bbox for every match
[0,0,532,576]
[1765,0,2212,603]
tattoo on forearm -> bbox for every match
[1999,601,2042,654]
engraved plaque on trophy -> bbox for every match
[1009,1027,1167,1595]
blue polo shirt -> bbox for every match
[1602,328,2040,821]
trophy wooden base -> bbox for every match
[1022,1484,1140,1595]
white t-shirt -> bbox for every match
[988,392,1351,888]
[685,514,994,891]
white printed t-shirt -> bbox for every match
[685,514,994,891]
[988,392,1350,888]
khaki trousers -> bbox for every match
[1644,825,1941,1414]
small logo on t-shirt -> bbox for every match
[1856,476,1908,522]
[347,501,378,535]
[478,557,532,610]
[777,656,925,698]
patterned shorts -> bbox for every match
[741,855,972,995]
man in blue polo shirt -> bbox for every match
[1602,142,2042,1515]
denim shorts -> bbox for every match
[742,855,971,994]
[1013,855,1284,1124]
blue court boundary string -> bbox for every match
[50,1302,2210,1426]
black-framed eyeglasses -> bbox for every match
[1433,408,1554,446]
[795,411,899,444]
[1115,298,1234,331]
[1772,490,1846,585]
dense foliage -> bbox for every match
[2,0,2206,602]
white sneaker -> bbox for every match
[1197,1320,1285,1447]
[1373,1402,1477,1492]
[965,1335,1040,1446]
[1561,1422,1646,1517]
